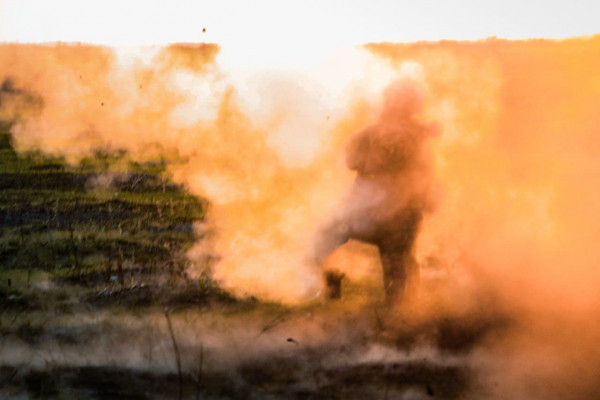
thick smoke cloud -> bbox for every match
[368,36,600,399]
[0,42,399,301]
[3,37,600,398]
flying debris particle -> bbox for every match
[426,384,434,396]
[101,102,104,106]
[286,338,299,345]
[202,28,206,33]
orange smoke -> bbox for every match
[4,35,600,397]
[366,36,600,298]
[3,37,600,300]
[368,36,600,398]
[0,42,392,301]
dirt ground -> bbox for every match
[0,271,505,400]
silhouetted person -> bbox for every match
[313,80,439,304]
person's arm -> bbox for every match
[345,128,371,171]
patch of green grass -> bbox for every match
[0,119,219,311]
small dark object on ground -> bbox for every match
[427,384,435,396]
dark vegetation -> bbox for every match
[0,120,236,311]
[0,117,253,398]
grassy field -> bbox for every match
[0,121,486,399]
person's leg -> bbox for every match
[312,217,351,265]
[378,208,422,305]
[380,249,419,305]
[312,216,352,299]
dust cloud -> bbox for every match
[3,36,600,398]
[368,36,600,399]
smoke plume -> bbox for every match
[368,36,600,399]
[0,42,400,301]
[3,36,600,398]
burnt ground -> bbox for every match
[0,304,481,400]
[0,286,502,400]
[0,359,468,400]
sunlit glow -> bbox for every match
[3,3,600,398]
[2,0,600,70]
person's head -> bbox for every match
[380,79,424,123]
